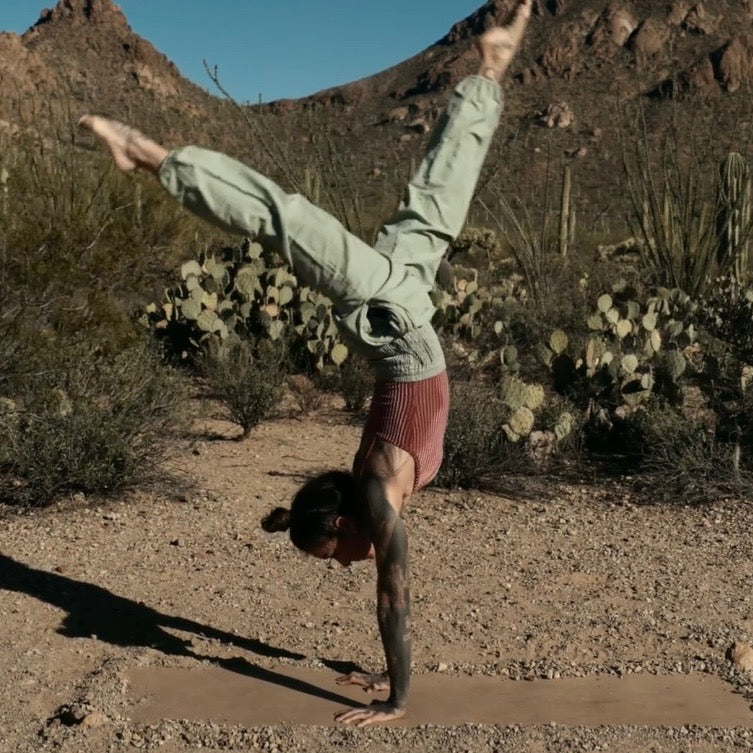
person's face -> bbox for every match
[309,516,375,567]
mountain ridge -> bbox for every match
[4,0,753,234]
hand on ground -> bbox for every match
[335,701,405,727]
[336,671,390,693]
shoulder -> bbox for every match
[361,439,414,502]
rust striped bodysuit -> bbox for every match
[353,371,450,492]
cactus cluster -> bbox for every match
[498,374,575,445]
[144,239,348,370]
[539,282,699,412]
[431,263,524,342]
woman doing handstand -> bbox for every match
[79,0,531,727]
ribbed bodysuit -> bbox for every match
[353,371,450,492]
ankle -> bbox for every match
[479,65,503,83]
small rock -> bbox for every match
[387,105,410,123]
[407,118,430,134]
[80,710,108,729]
[727,641,753,672]
[538,101,575,129]
[666,0,691,26]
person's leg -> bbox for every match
[78,117,395,315]
[373,0,532,291]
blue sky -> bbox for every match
[1,1,483,102]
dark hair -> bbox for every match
[261,470,361,551]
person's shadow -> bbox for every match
[0,553,358,708]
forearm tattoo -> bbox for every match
[362,475,411,709]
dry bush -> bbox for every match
[288,374,324,415]
[335,355,374,415]
[198,339,284,436]
[1,339,188,506]
[435,381,514,489]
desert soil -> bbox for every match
[1,396,753,753]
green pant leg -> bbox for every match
[158,146,400,315]
[373,75,503,291]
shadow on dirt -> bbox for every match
[0,553,358,708]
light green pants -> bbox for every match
[159,75,503,381]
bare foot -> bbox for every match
[476,0,532,82]
[78,115,168,173]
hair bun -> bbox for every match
[261,506,291,533]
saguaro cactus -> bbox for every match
[717,152,751,295]
[559,164,573,258]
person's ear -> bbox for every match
[334,515,356,535]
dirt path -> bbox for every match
[1,404,752,752]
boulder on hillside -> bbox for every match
[685,57,720,97]
[587,3,638,61]
[683,3,718,35]
[650,56,720,100]
[537,21,584,79]
[0,33,55,114]
[537,101,575,128]
[667,1,692,25]
[714,33,753,92]
[727,642,753,673]
[630,17,672,66]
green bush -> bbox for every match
[619,400,750,501]
[198,338,284,436]
[334,354,373,415]
[435,381,513,489]
[1,340,188,506]
[0,128,213,327]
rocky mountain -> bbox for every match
[4,0,753,234]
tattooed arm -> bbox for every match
[334,472,410,726]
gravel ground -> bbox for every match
[1,404,752,752]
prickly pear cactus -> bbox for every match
[144,238,349,370]
[537,281,700,414]
[431,259,525,373]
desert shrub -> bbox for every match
[619,400,750,501]
[335,354,373,415]
[198,338,284,436]
[1,339,188,506]
[0,128,213,323]
[435,381,513,489]
[700,280,753,364]
[288,374,324,415]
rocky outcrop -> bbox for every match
[713,33,753,93]
[682,3,718,35]
[0,33,55,117]
[30,0,130,30]
[537,21,584,79]
[727,642,753,673]
[587,3,638,60]
[667,1,692,26]
[630,18,672,67]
